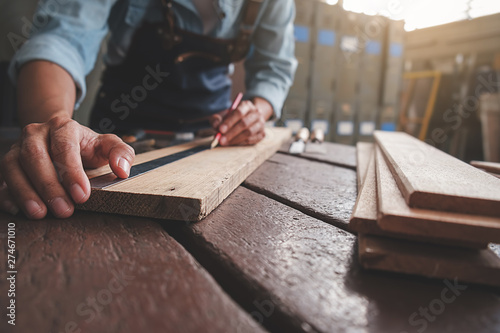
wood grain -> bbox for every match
[375,145,500,244]
[78,128,291,221]
[349,153,486,248]
[0,212,264,333]
[356,142,374,190]
[374,131,500,217]
[279,140,357,169]
[359,234,500,287]
[244,153,357,230]
[167,186,500,333]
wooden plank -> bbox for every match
[85,138,211,179]
[358,234,500,287]
[349,154,487,248]
[375,145,500,244]
[244,153,357,230]
[350,154,383,235]
[471,160,500,175]
[78,128,291,221]
[374,131,500,217]
[356,142,374,189]
[279,140,357,169]
[166,186,500,333]
[0,212,265,333]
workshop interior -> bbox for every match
[2,0,500,162]
[1,1,500,332]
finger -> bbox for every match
[48,118,90,204]
[241,130,266,146]
[228,118,264,146]
[19,124,74,218]
[0,183,19,216]
[210,114,223,129]
[209,109,228,129]
[220,110,260,146]
[1,147,48,219]
[218,101,254,134]
[86,134,135,179]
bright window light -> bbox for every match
[341,0,500,31]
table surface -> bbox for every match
[1,139,499,333]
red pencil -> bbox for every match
[210,92,244,149]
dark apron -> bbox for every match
[90,0,262,134]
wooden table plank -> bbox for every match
[0,212,265,333]
[244,153,357,230]
[279,140,357,169]
[167,186,500,333]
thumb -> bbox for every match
[83,133,135,179]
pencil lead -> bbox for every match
[210,137,219,149]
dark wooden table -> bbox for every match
[1,139,499,333]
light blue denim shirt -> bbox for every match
[9,0,297,117]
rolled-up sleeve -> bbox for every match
[244,0,298,118]
[8,0,117,109]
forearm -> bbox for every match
[17,60,76,126]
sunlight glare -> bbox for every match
[342,0,500,30]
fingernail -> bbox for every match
[70,184,86,203]
[50,197,71,216]
[25,200,43,217]
[118,158,130,176]
[219,125,227,133]
[3,200,19,216]
[220,136,227,145]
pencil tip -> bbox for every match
[210,138,219,149]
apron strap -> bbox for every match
[160,0,182,49]
[230,0,263,62]
[159,0,263,63]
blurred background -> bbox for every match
[1,0,499,162]
[280,0,500,162]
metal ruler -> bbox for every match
[90,145,208,189]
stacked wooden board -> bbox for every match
[78,128,291,221]
[471,160,500,179]
[350,131,500,287]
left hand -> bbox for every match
[209,97,273,146]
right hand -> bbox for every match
[0,116,135,219]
